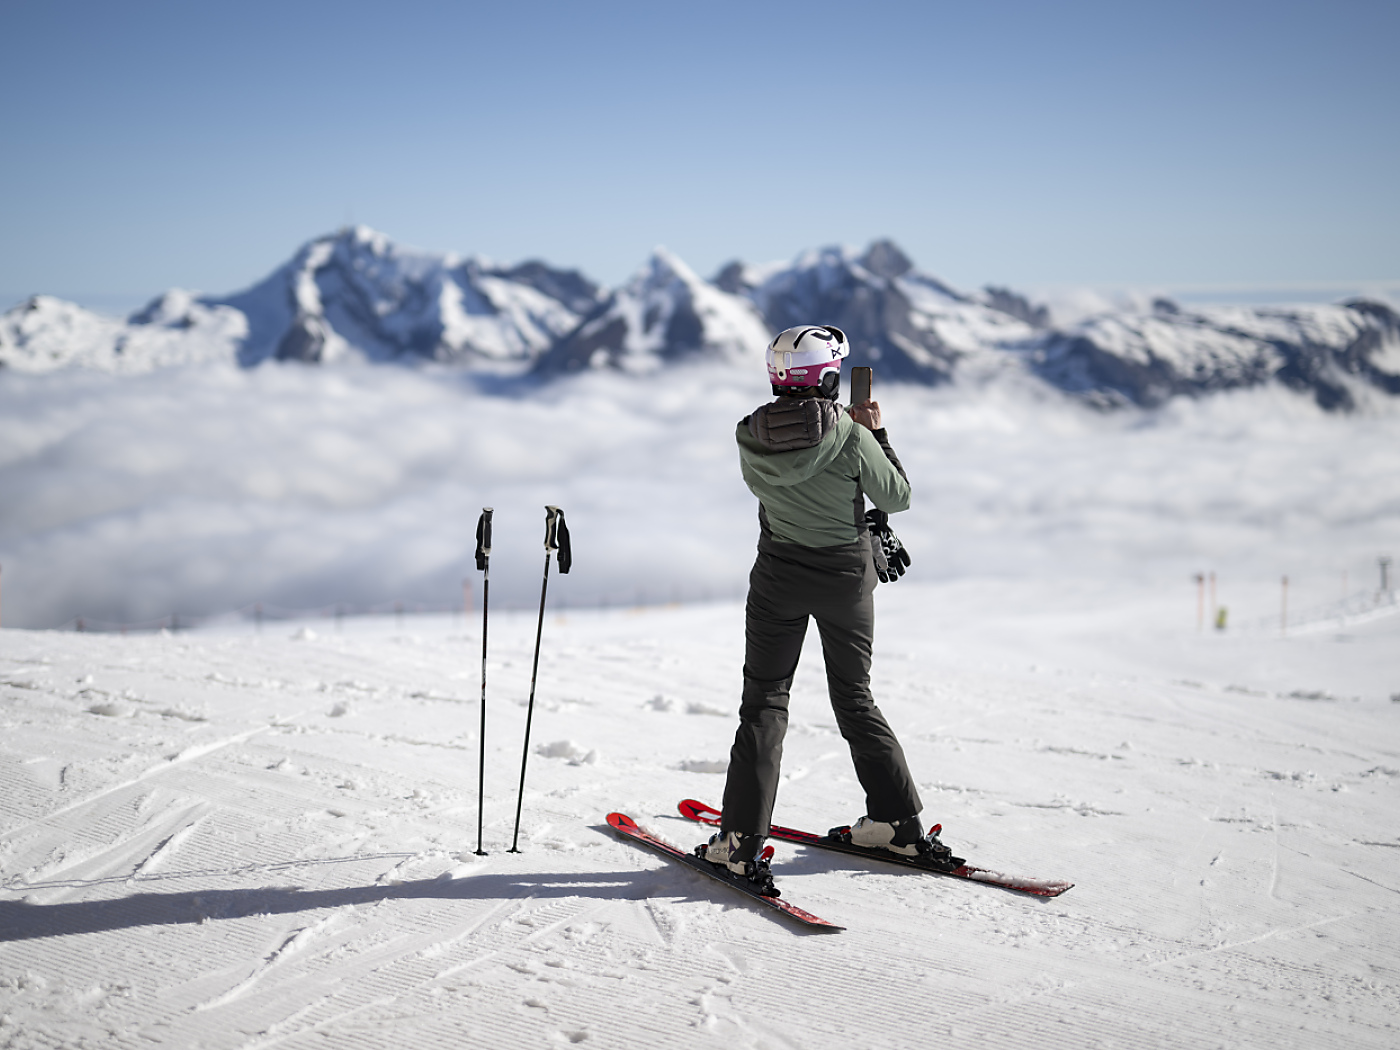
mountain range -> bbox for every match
[3,226,1398,411]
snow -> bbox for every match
[1,568,1397,1046]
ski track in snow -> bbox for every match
[1,584,1398,1049]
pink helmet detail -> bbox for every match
[766,325,849,390]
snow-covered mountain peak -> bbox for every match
[0,292,244,373]
[744,239,1032,383]
[129,288,203,326]
[1036,298,1400,410]
[781,243,866,290]
[0,230,600,376]
[4,229,1399,411]
[0,296,123,372]
[712,258,787,297]
[532,247,770,376]
[642,246,696,283]
[621,247,720,306]
[859,239,914,280]
[343,223,393,255]
[213,228,598,368]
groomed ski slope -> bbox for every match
[2,577,1397,1048]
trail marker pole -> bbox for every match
[1281,575,1289,635]
[509,506,572,854]
[473,509,493,857]
[1194,573,1204,632]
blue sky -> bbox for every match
[2,0,1396,312]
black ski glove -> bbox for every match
[864,509,911,583]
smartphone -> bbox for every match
[851,366,873,406]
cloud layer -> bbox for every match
[1,364,1396,629]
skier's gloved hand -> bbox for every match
[870,525,892,581]
[864,509,911,583]
[880,529,910,580]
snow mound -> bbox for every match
[537,739,599,765]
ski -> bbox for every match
[606,812,844,931]
[677,799,1074,898]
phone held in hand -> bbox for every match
[851,366,872,406]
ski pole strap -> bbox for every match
[544,506,572,575]
[475,507,493,571]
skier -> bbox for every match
[701,324,958,888]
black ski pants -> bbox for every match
[721,534,922,837]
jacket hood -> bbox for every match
[737,398,852,488]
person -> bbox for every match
[700,324,958,891]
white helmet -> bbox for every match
[765,325,849,397]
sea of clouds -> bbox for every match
[1,361,1396,630]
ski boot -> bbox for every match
[696,831,781,897]
[830,816,965,872]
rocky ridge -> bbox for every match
[4,227,1398,411]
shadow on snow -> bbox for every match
[0,868,668,943]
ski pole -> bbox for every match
[473,507,493,856]
[508,505,571,853]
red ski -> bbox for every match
[606,812,844,931]
[677,799,1073,898]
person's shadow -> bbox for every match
[0,864,670,943]
[2,821,871,941]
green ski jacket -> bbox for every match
[736,399,911,548]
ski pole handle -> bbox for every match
[475,507,493,570]
[543,506,572,574]
[544,506,562,551]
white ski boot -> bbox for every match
[697,831,779,896]
[838,815,963,870]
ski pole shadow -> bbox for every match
[2,851,425,894]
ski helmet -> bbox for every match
[766,325,848,398]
